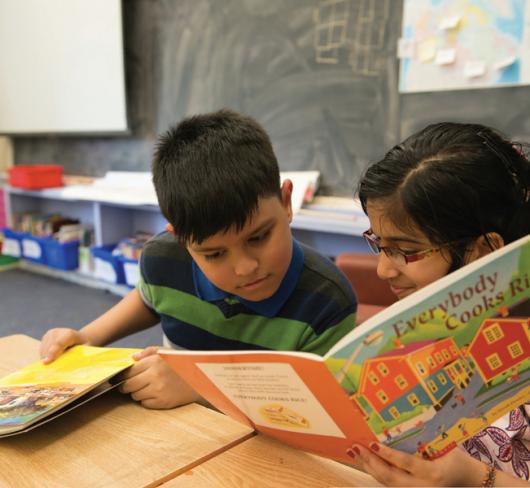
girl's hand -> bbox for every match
[348,442,485,487]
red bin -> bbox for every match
[8,165,64,190]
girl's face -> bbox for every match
[366,200,452,300]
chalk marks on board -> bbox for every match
[313,0,349,64]
[313,0,391,76]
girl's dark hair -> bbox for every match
[358,122,530,270]
[152,109,281,244]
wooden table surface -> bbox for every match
[0,335,254,488]
[164,435,381,488]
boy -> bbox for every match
[40,109,358,409]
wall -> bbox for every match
[12,0,530,196]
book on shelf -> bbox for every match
[0,345,140,437]
[160,234,530,464]
[301,195,365,215]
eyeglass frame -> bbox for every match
[362,229,441,265]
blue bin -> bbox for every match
[91,244,125,284]
[20,233,47,265]
[1,228,23,258]
[118,256,140,289]
[45,239,79,270]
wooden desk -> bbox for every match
[165,435,381,488]
[0,335,254,488]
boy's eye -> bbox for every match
[204,251,225,261]
[248,229,271,244]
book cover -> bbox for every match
[160,234,530,464]
[0,345,140,436]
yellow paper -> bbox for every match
[0,345,140,386]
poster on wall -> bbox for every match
[399,0,530,93]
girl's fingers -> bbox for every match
[350,444,421,487]
[366,442,423,473]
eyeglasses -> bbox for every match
[362,229,441,266]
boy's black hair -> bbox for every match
[357,122,530,270]
[152,109,281,244]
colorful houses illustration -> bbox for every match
[353,337,471,424]
[467,318,530,385]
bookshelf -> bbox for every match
[3,184,369,260]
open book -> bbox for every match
[160,234,530,464]
[0,345,139,437]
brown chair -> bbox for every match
[335,253,397,323]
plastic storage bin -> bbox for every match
[118,256,140,288]
[20,233,48,264]
[91,244,125,284]
[45,239,79,270]
[8,165,64,190]
[1,228,23,258]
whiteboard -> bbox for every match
[0,0,128,134]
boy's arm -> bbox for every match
[41,289,159,362]
[79,288,159,346]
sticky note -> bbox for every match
[439,14,461,30]
[493,55,517,71]
[417,38,437,63]
[464,60,486,78]
[435,48,456,65]
[397,38,415,59]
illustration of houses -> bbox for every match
[353,337,470,424]
[467,318,530,385]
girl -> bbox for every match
[349,122,530,487]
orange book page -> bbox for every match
[161,351,376,463]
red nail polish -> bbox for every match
[346,448,356,459]
[353,446,361,456]
[370,442,380,452]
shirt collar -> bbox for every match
[192,239,304,318]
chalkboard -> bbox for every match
[13,0,530,196]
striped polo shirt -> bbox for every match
[138,232,357,355]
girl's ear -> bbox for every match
[165,223,175,234]
[466,232,504,263]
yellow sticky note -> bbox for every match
[418,38,437,63]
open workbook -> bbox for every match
[0,345,140,437]
[160,234,530,464]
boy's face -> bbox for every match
[181,180,294,302]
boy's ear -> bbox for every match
[466,232,504,262]
[280,179,293,222]
[165,223,175,234]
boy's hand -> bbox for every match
[119,346,201,409]
[40,328,89,364]
[347,442,485,487]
